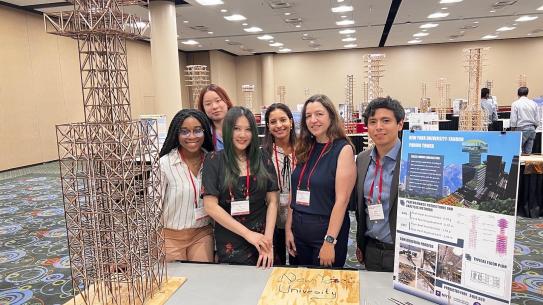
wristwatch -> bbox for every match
[324,235,337,245]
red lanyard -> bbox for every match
[367,158,384,204]
[212,128,217,148]
[230,158,250,200]
[296,142,330,191]
[273,143,295,192]
[178,149,204,208]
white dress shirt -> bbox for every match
[160,148,210,230]
[511,96,539,130]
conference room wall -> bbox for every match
[235,37,543,109]
[0,6,174,171]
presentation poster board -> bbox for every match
[258,267,359,305]
[140,114,167,151]
[408,113,439,131]
[393,131,521,305]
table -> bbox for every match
[165,263,434,305]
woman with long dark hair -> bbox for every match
[197,84,234,151]
[285,94,356,267]
[202,106,278,267]
[262,103,297,265]
[159,109,215,262]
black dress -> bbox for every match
[201,150,279,265]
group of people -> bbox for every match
[158,83,408,272]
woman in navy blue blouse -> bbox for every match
[285,94,356,267]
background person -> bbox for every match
[197,84,234,151]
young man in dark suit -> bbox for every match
[355,97,405,271]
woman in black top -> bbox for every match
[202,106,278,268]
[285,94,356,267]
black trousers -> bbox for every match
[292,210,350,267]
[364,238,395,272]
[273,227,298,265]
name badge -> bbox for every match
[231,200,250,216]
[279,193,290,207]
[194,206,208,221]
[368,203,385,221]
[296,190,310,206]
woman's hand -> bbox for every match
[285,228,297,257]
[256,247,274,269]
[319,242,335,267]
[245,231,272,253]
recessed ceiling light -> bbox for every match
[284,12,291,16]
[208,31,214,34]
[339,29,356,34]
[449,38,454,40]
[440,0,462,3]
[257,35,274,40]
[341,15,347,18]
[441,7,448,10]
[181,40,198,45]
[183,20,189,23]
[244,27,263,33]
[344,44,357,48]
[527,33,533,36]
[490,10,496,13]
[198,45,203,47]
[195,0,223,5]
[420,23,439,28]
[337,0,345,2]
[295,24,301,28]
[408,39,422,44]
[428,12,449,18]
[473,21,479,24]
[538,5,543,11]
[278,48,292,53]
[515,16,538,22]
[421,29,427,32]
[220,9,227,13]
[303,33,309,36]
[342,37,356,42]
[496,26,516,32]
[242,23,248,26]
[482,34,498,39]
[331,5,353,13]
[336,20,355,26]
[224,14,246,21]
[270,42,284,47]
[413,32,429,37]
[225,39,229,42]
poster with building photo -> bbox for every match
[393,130,521,305]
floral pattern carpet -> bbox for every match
[0,173,541,305]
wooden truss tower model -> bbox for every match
[277,85,286,104]
[436,78,451,120]
[419,82,431,113]
[185,64,210,108]
[363,54,386,102]
[344,75,357,134]
[242,84,255,111]
[44,1,165,304]
[518,74,527,87]
[459,47,488,131]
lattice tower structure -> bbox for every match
[436,78,451,120]
[518,74,527,87]
[485,80,494,91]
[304,88,311,98]
[185,65,210,108]
[363,54,386,102]
[44,1,165,304]
[343,75,356,134]
[242,84,255,111]
[459,47,488,131]
[420,82,431,113]
[277,85,286,104]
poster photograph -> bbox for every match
[393,130,522,305]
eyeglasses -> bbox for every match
[179,128,204,138]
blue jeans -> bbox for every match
[521,128,536,154]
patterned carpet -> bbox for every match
[0,170,541,304]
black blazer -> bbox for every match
[354,147,401,252]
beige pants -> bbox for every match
[163,225,214,263]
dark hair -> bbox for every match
[362,96,405,126]
[262,103,296,153]
[197,84,234,115]
[222,106,270,191]
[481,88,490,99]
[295,94,353,164]
[518,87,529,97]
[159,109,214,157]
